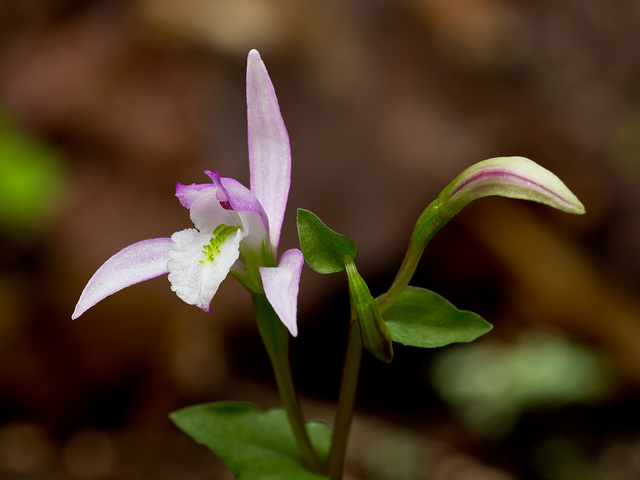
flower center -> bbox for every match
[200,224,242,264]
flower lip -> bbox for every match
[168,226,245,313]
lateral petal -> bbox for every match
[72,238,173,319]
[260,248,304,337]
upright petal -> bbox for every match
[260,248,304,337]
[246,49,291,251]
[72,238,173,319]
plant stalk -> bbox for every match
[327,201,452,478]
[327,318,363,479]
[252,294,325,473]
[377,200,451,312]
[271,349,325,473]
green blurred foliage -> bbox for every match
[362,433,420,480]
[431,331,616,438]
[0,114,66,237]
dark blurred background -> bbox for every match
[1,1,639,479]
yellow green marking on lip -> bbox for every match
[201,224,242,264]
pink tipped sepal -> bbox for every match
[72,238,173,319]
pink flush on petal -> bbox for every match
[260,248,304,337]
[72,238,173,319]
[246,49,291,252]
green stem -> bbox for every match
[271,349,325,473]
[325,199,454,478]
[324,196,460,478]
[252,294,325,473]
[327,318,363,479]
[377,242,423,313]
[377,200,451,312]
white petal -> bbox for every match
[167,227,244,312]
[236,210,267,251]
[260,248,304,337]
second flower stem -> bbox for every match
[326,202,446,478]
[327,317,363,479]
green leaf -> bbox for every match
[383,286,492,348]
[296,209,357,274]
[170,402,331,480]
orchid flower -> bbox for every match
[72,50,303,337]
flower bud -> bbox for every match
[380,156,586,313]
[437,156,586,218]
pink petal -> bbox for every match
[210,172,270,235]
[175,182,230,233]
[175,181,213,209]
[259,248,303,337]
[246,49,291,252]
[175,171,270,242]
[72,238,173,319]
